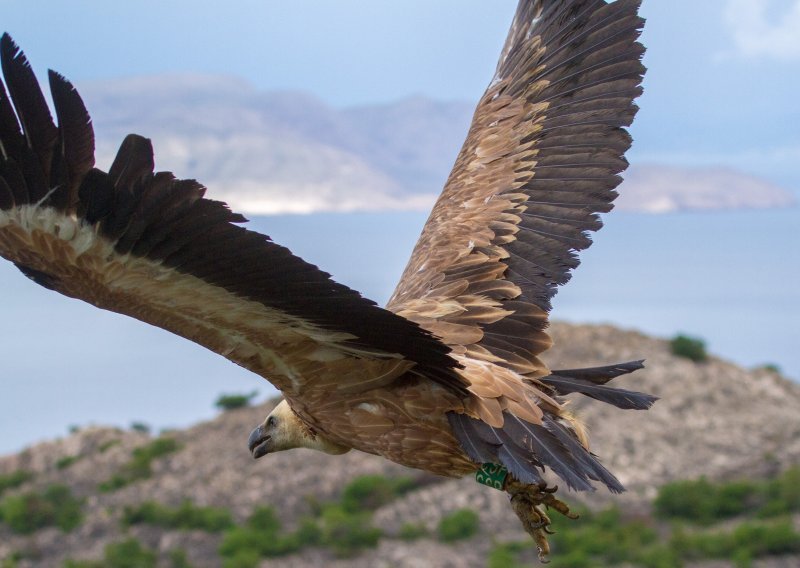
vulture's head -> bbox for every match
[248,399,350,458]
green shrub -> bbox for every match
[548,507,662,566]
[398,521,428,541]
[98,439,121,453]
[130,421,151,433]
[247,505,282,533]
[218,506,300,561]
[340,474,415,513]
[221,550,260,568]
[733,520,800,556]
[99,437,181,491]
[63,560,93,568]
[56,455,81,470]
[320,505,382,557]
[294,517,323,547]
[670,520,800,562]
[0,470,32,496]
[105,539,157,568]
[215,391,257,411]
[655,477,716,522]
[168,549,193,568]
[635,546,682,568]
[122,500,234,532]
[218,475,421,562]
[140,437,182,458]
[218,525,267,560]
[669,334,708,362]
[437,509,479,542]
[0,551,23,568]
[488,542,531,568]
[0,484,82,534]
[760,467,800,517]
[548,550,595,568]
[65,538,158,568]
[656,470,800,524]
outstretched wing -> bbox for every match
[0,34,466,399]
[387,0,645,377]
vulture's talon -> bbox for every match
[537,547,551,564]
[505,478,577,562]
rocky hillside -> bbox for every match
[1,322,799,567]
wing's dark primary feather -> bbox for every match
[0,33,467,396]
[0,34,57,202]
[47,70,94,210]
[387,0,646,377]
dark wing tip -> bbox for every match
[0,32,20,59]
[0,32,35,79]
[46,68,67,86]
[47,68,96,209]
[108,133,155,186]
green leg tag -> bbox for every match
[476,463,508,490]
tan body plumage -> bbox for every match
[0,0,655,556]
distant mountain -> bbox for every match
[2,322,799,566]
[80,74,796,215]
[82,75,473,214]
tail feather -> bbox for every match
[447,411,546,486]
[540,375,656,409]
[549,360,645,384]
[543,416,624,493]
[498,442,546,486]
[539,360,656,410]
[449,360,653,492]
[449,411,617,492]
[448,411,499,464]
[502,414,596,492]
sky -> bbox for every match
[0,0,798,453]
[2,0,799,194]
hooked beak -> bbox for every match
[247,424,272,459]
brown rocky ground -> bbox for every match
[1,322,799,567]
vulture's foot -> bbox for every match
[505,479,579,563]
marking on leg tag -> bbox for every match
[476,463,508,490]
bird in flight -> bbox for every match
[0,0,652,559]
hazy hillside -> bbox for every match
[81,75,473,215]
[2,322,799,567]
[79,74,796,215]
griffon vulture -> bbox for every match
[0,0,653,558]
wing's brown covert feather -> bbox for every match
[387,0,645,377]
[0,33,467,398]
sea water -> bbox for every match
[0,207,796,454]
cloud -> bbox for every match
[616,164,796,213]
[723,0,800,60]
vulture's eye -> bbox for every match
[267,416,277,428]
